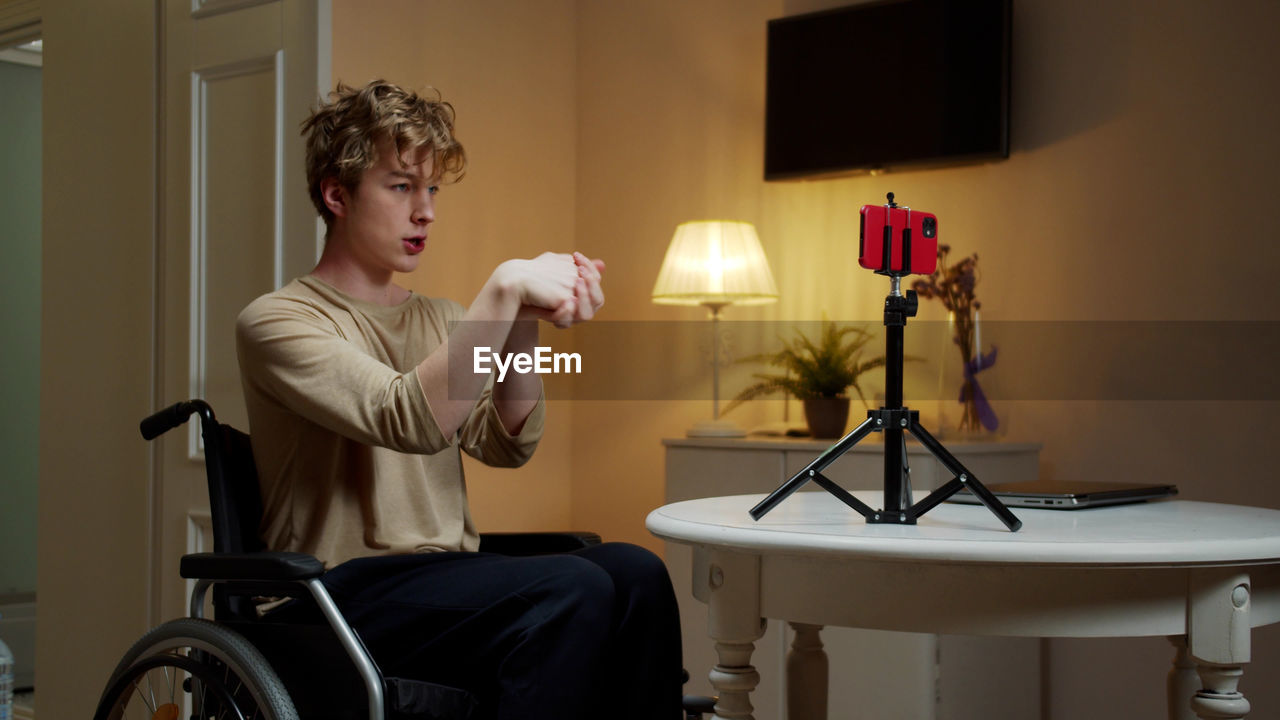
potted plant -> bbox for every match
[723,318,888,438]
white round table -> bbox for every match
[647,492,1280,720]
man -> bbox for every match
[236,79,680,720]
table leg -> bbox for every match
[1189,665,1250,719]
[705,550,765,720]
[787,622,828,720]
[710,640,763,720]
[1187,570,1252,720]
[1168,636,1198,720]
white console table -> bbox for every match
[662,436,1043,720]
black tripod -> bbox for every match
[749,197,1021,531]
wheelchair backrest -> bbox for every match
[141,400,266,554]
[208,422,267,554]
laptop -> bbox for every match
[946,479,1178,510]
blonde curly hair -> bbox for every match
[302,79,467,228]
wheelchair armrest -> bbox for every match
[180,551,325,581]
[477,531,602,556]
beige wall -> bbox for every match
[334,0,1280,716]
[571,0,785,549]
[37,0,157,717]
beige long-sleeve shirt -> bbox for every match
[235,275,544,568]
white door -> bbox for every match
[153,0,329,623]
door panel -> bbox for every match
[156,0,325,623]
[198,62,280,432]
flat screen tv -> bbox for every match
[765,0,1011,180]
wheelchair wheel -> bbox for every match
[94,617,298,720]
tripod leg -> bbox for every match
[749,416,879,520]
[811,473,877,517]
[904,476,966,520]
[908,421,1022,532]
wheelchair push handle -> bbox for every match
[140,399,216,440]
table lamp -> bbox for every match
[652,220,779,437]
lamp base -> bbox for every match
[686,419,747,438]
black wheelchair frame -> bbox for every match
[93,400,604,720]
[95,400,715,720]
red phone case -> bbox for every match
[859,205,938,275]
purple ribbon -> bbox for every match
[961,346,999,432]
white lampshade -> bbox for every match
[652,220,779,306]
[653,220,778,438]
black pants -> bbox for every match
[319,542,683,720]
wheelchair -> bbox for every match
[94,400,716,720]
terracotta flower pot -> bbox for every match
[802,396,850,439]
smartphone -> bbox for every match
[859,205,938,275]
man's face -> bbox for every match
[334,137,438,278]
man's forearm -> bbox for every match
[416,273,521,438]
[492,318,541,434]
[415,253,587,439]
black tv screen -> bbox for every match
[765,0,1011,180]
